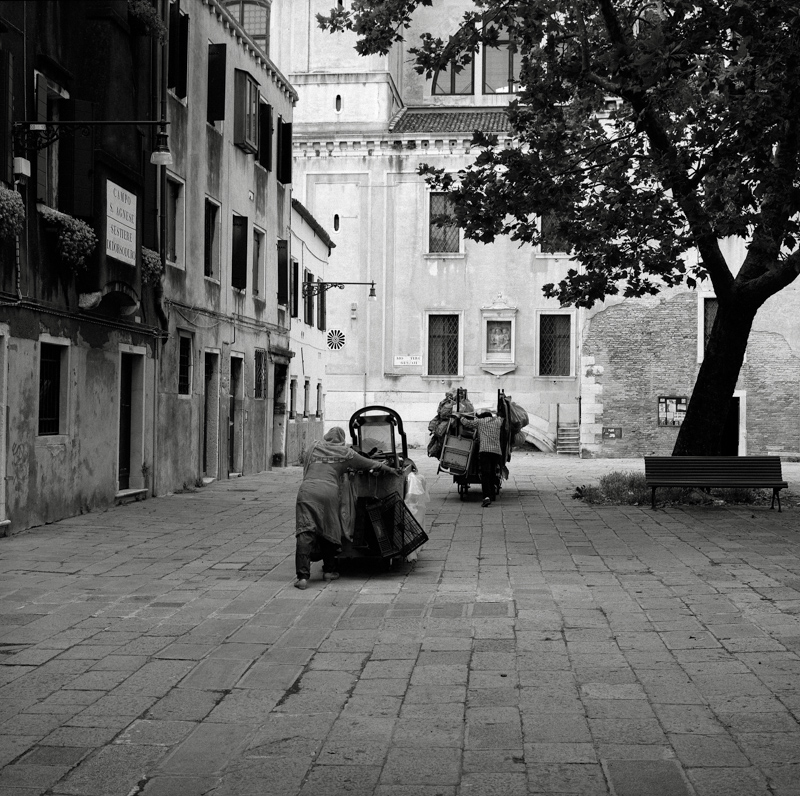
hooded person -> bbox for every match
[294,427,395,589]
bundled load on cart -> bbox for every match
[427,389,528,501]
[340,405,429,563]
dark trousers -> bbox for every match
[478,452,503,500]
[295,530,340,580]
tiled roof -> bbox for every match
[391,108,511,134]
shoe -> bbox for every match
[294,579,308,590]
[481,497,491,507]
[323,572,340,581]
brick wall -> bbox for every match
[582,293,800,457]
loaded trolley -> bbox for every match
[439,390,515,500]
[341,405,428,563]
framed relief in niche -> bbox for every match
[481,297,517,375]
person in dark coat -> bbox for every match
[461,411,504,507]
[294,427,395,589]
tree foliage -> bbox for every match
[321,0,800,309]
[320,1,800,455]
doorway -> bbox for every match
[203,352,220,479]
[720,395,743,456]
[228,356,244,475]
[117,349,145,491]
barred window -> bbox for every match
[539,314,571,376]
[254,349,267,398]
[428,314,460,376]
[429,193,459,253]
[178,334,192,395]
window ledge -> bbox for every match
[231,287,246,295]
[424,253,465,260]
[203,275,220,285]
[534,375,576,381]
[535,252,573,259]
[420,375,464,382]
[167,260,185,271]
[35,434,69,445]
[253,295,266,306]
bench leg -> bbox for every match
[772,489,782,513]
[651,487,657,510]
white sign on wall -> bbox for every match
[106,180,137,266]
[394,355,422,367]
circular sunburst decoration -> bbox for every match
[327,329,346,350]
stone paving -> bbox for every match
[1,452,799,796]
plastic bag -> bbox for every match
[404,470,430,561]
[507,402,529,434]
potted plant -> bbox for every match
[0,185,25,241]
[127,0,167,43]
[141,246,164,285]
[38,205,98,274]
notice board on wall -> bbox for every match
[658,396,688,426]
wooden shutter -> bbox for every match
[291,258,299,318]
[277,119,292,184]
[258,102,272,170]
[0,48,12,185]
[277,239,288,305]
[207,44,226,123]
[58,99,94,218]
[36,75,49,202]
[169,4,189,99]
[231,215,247,289]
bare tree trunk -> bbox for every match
[672,301,756,456]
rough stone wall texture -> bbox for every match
[582,292,800,458]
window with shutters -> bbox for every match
[207,43,226,125]
[234,70,260,154]
[303,379,310,418]
[304,270,314,326]
[289,377,297,419]
[252,226,265,297]
[258,102,272,170]
[231,214,248,290]
[38,341,69,436]
[178,333,193,395]
[428,192,460,254]
[168,2,189,100]
[204,198,220,279]
[291,259,299,318]
[538,314,572,376]
[0,47,12,185]
[427,313,461,376]
[166,176,185,268]
[316,278,326,331]
[34,72,69,209]
[277,240,288,306]
[276,117,292,184]
[254,349,267,399]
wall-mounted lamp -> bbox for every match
[302,281,377,302]
[13,119,173,167]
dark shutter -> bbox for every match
[231,215,247,289]
[169,5,189,99]
[277,239,288,305]
[207,43,226,123]
[277,119,292,184]
[291,258,299,318]
[0,48,12,185]
[258,102,272,170]
[58,99,94,218]
[36,76,48,202]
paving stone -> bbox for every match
[685,766,771,796]
[604,759,692,796]
[669,733,750,767]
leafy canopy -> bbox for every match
[320,1,800,308]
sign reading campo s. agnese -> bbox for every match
[106,180,137,266]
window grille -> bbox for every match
[38,343,62,435]
[178,335,192,394]
[428,314,459,375]
[429,193,459,253]
[539,315,571,376]
[704,297,718,352]
[255,349,267,398]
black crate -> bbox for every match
[365,492,429,559]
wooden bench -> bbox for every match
[644,456,788,511]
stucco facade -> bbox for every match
[279,0,800,459]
